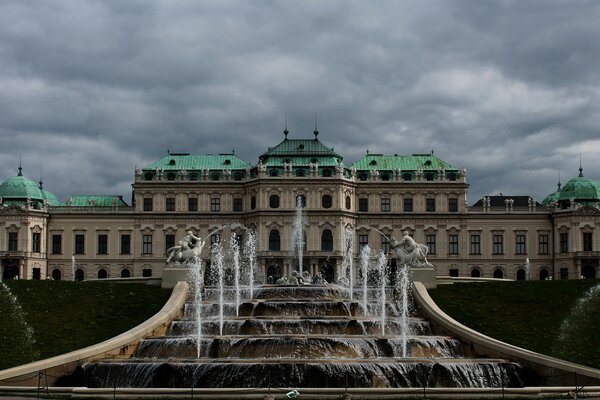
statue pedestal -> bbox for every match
[411,267,437,289]
[161,265,189,289]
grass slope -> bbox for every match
[0,280,171,370]
[429,279,600,369]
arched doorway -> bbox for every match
[75,268,84,281]
[449,268,459,277]
[321,264,334,283]
[2,257,19,280]
[582,265,596,279]
[52,269,62,280]
[493,268,504,279]
[539,268,549,281]
[121,268,131,278]
[97,269,108,279]
[471,268,481,278]
[267,264,282,283]
[516,269,526,280]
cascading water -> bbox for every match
[72,255,76,281]
[0,281,39,363]
[293,195,304,274]
[344,227,354,299]
[211,239,225,336]
[399,263,411,357]
[360,245,371,315]
[230,233,241,316]
[377,250,387,336]
[246,230,257,299]
[188,256,203,358]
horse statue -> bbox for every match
[390,231,432,268]
[166,231,206,265]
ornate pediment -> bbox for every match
[0,204,27,215]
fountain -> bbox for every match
[63,223,526,389]
[292,195,305,274]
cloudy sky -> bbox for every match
[1,0,599,204]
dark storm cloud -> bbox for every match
[1,0,600,202]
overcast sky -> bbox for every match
[1,0,599,204]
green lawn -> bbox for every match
[429,279,600,369]
[0,280,171,370]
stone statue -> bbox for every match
[389,231,432,268]
[166,231,206,265]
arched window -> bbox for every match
[470,268,481,278]
[269,195,280,208]
[210,173,220,181]
[51,269,62,280]
[269,230,281,251]
[296,194,306,208]
[493,268,504,279]
[142,269,152,277]
[539,268,549,280]
[189,173,199,181]
[296,169,305,177]
[75,268,85,281]
[322,195,332,209]
[321,229,334,251]
[167,172,176,181]
[449,268,459,277]
[98,268,108,279]
[402,173,412,181]
[425,173,434,181]
[516,268,526,280]
[121,268,131,278]
[345,196,351,210]
[251,196,257,210]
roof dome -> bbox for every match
[542,189,560,207]
[555,168,600,205]
[0,167,44,202]
[41,189,61,206]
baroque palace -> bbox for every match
[1,130,600,282]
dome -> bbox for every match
[542,189,560,207]
[0,167,44,202]
[556,168,600,205]
[41,189,61,206]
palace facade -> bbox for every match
[1,131,599,282]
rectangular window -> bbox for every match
[560,232,569,253]
[143,197,153,212]
[97,234,108,255]
[165,234,175,253]
[120,234,131,255]
[211,198,220,212]
[52,234,62,254]
[538,234,549,255]
[515,234,527,255]
[426,198,436,212]
[188,197,198,212]
[470,234,481,255]
[448,198,458,212]
[75,234,85,255]
[142,234,153,255]
[358,198,369,212]
[166,197,176,212]
[358,234,368,249]
[492,234,503,255]
[381,236,390,253]
[8,232,18,251]
[403,197,413,212]
[426,234,436,254]
[583,232,593,252]
[32,232,41,253]
[448,234,459,255]
[381,197,391,212]
[233,198,243,212]
[210,234,220,246]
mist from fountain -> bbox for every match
[344,227,354,300]
[230,233,241,317]
[377,250,387,336]
[399,263,410,357]
[188,256,203,358]
[211,239,225,336]
[293,195,304,274]
[246,230,257,299]
[71,255,76,282]
[360,245,371,316]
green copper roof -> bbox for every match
[541,190,560,207]
[351,154,459,171]
[41,189,61,206]
[260,138,342,159]
[63,195,128,207]
[143,154,251,171]
[0,168,44,201]
[557,169,600,203]
[263,156,342,167]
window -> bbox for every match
[269,169,278,177]
[268,230,281,251]
[382,235,390,253]
[358,198,368,212]
[143,197,153,211]
[269,195,280,209]
[251,196,256,210]
[233,198,243,212]
[583,232,593,252]
[32,232,41,253]
[98,269,108,279]
[97,234,108,255]
[345,196,351,210]
[142,269,152,277]
[426,198,436,212]
[470,234,481,255]
[492,234,503,254]
[425,173,434,181]
[296,194,306,208]
[75,268,84,281]
[448,234,459,255]
[560,267,569,280]
[33,268,41,280]
[516,269,526,280]
[296,169,305,177]
[166,197,176,211]
[402,173,412,181]
[8,232,18,251]
[321,230,334,251]
[210,198,220,212]
[560,232,569,253]
[121,268,131,278]
[426,234,436,254]
[75,234,85,255]
[51,269,61,280]
[322,169,332,177]
[121,234,131,254]
[381,197,391,212]
[493,268,504,279]
[538,234,549,255]
[471,268,481,278]
[539,268,549,280]
[52,234,62,254]
[165,234,175,253]
[515,234,527,255]
[448,198,458,212]
[142,234,153,255]
[322,195,332,209]
[449,268,459,277]
[359,234,368,249]
[188,197,198,212]
[403,198,413,212]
